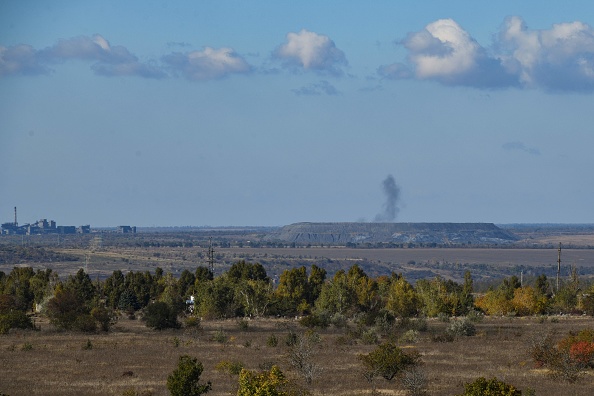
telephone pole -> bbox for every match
[207,237,215,275]
[556,243,562,293]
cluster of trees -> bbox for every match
[1,260,594,334]
[476,271,594,316]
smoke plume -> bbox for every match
[374,175,401,222]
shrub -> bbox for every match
[143,302,180,330]
[166,355,211,396]
[299,314,329,329]
[91,306,116,332]
[287,332,322,385]
[82,339,93,350]
[457,377,521,396]
[211,329,228,344]
[74,314,97,333]
[359,341,420,381]
[237,366,308,396]
[399,329,420,344]
[237,319,249,331]
[266,334,278,347]
[185,316,201,329]
[431,332,454,343]
[401,367,428,396]
[0,311,34,334]
[216,360,244,376]
[528,332,585,382]
[361,328,379,345]
[447,318,476,337]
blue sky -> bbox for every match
[1,1,593,227]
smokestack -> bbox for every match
[374,175,401,222]
[14,206,17,227]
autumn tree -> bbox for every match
[386,275,419,318]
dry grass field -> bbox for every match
[1,315,593,395]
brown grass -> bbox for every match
[1,315,594,395]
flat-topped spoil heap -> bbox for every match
[265,222,519,245]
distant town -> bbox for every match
[0,206,136,235]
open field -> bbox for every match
[3,244,594,286]
[1,315,593,395]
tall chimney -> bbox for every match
[14,206,17,227]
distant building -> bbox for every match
[1,212,90,236]
[77,225,91,234]
[118,226,137,234]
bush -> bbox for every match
[399,329,420,344]
[359,341,420,381]
[401,367,428,396]
[166,355,211,396]
[73,314,97,333]
[237,366,308,396]
[447,318,476,337]
[267,334,278,347]
[528,332,585,382]
[91,306,116,332]
[143,302,180,330]
[216,360,244,376]
[0,311,34,334]
[457,377,521,396]
[299,314,329,329]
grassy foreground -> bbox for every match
[1,315,593,395]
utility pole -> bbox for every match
[207,237,215,275]
[557,243,562,293]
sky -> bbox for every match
[1,1,594,227]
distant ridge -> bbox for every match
[265,222,519,245]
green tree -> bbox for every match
[166,355,211,396]
[46,288,89,331]
[64,269,96,307]
[143,301,180,330]
[315,270,357,316]
[275,266,310,314]
[103,270,126,309]
[307,265,326,304]
[386,276,419,318]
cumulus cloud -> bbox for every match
[502,141,541,155]
[274,29,347,75]
[292,80,340,96]
[1,34,165,78]
[382,17,594,92]
[162,47,251,80]
[498,16,594,91]
[0,44,49,76]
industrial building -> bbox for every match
[1,207,91,235]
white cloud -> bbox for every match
[274,29,347,75]
[1,35,164,78]
[381,19,515,88]
[0,44,48,76]
[382,17,594,92]
[162,47,251,80]
[499,16,594,91]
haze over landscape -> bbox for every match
[2,1,594,227]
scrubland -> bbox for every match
[1,315,593,395]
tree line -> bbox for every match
[1,260,594,333]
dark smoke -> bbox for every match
[374,175,400,222]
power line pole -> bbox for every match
[207,237,215,275]
[557,243,562,293]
